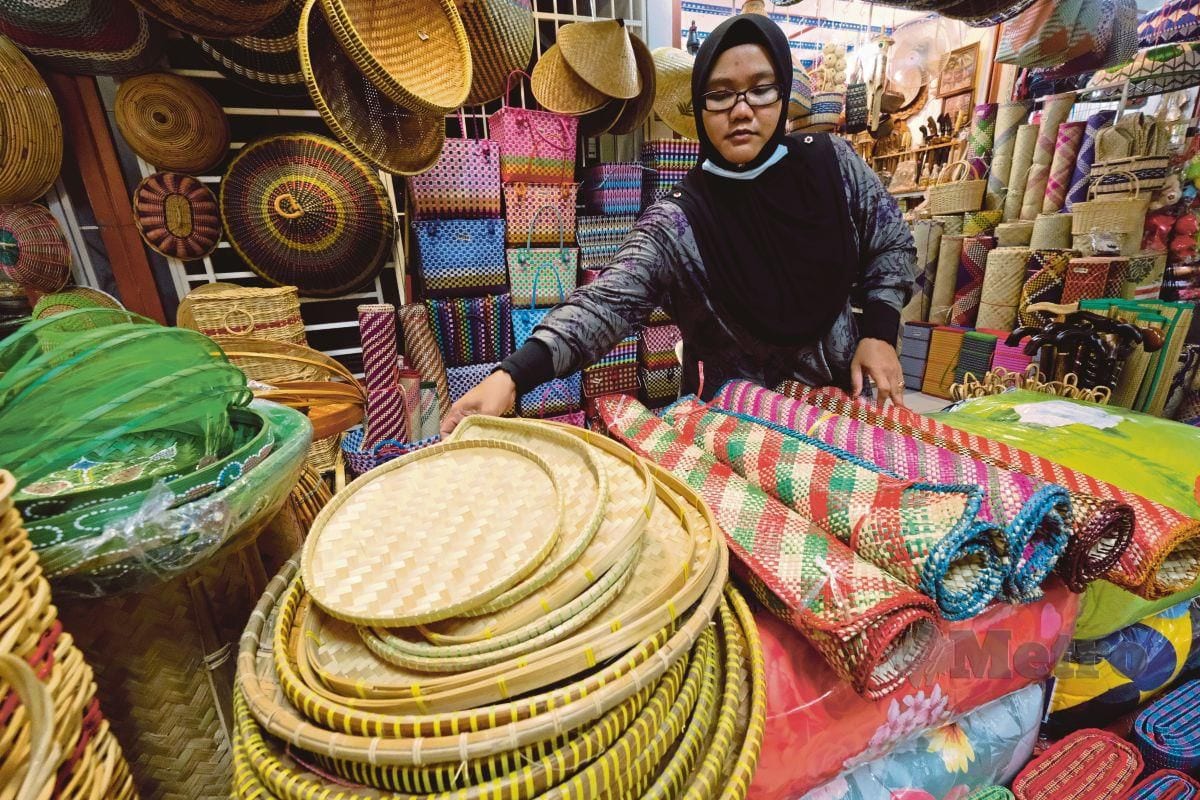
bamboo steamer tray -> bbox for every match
[302,439,567,627]
[425,422,654,643]
[289,471,716,715]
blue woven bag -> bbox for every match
[511,249,570,346]
[519,372,582,418]
[414,218,508,297]
[508,205,577,308]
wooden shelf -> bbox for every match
[872,141,958,162]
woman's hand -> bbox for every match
[440,371,517,437]
[850,338,906,408]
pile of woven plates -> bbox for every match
[233,416,764,800]
[0,470,136,799]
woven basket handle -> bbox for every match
[503,70,534,110]
[0,654,59,800]
[938,159,985,185]
[523,202,567,253]
[1088,169,1141,200]
[531,377,574,417]
[221,305,257,336]
[527,256,568,310]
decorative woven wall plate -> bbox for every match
[0,0,166,76]
[193,0,305,96]
[457,0,535,105]
[302,439,565,627]
[133,172,221,260]
[0,37,62,204]
[114,72,230,174]
[298,0,444,176]
[219,133,395,297]
[320,0,472,113]
[0,204,71,292]
[130,0,289,38]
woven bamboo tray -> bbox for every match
[114,72,230,174]
[302,438,567,627]
[425,422,653,643]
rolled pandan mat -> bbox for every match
[1066,110,1118,211]
[951,235,997,328]
[987,100,1033,206]
[930,235,965,325]
[357,303,398,394]
[1004,124,1040,221]
[1042,120,1086,213]
[933,214,964,236]
[996,220,1035,247]
[1020,92,1076,220]
[902,219,943,323]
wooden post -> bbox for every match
[44,72,167,324]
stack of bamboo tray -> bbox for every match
[0,470,136,799]
[233,416,764,800]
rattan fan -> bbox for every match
[219,133,395,297]
[133,172,221,260]
[130,0,289,37]
[0,204,71,293]
[0,36,62,204]
[114,72,230,174]
[0,0,166,76]
[458,0,535,105]
[298,0,444,176]
[193,0,305,96]
[320,0,472,113]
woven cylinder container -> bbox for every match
[356,303,398,394]
[1029,212,1073,250]
[930,235,965,325]
[177,283,307,345]
[0,36,63,203]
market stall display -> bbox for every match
[113,71,230,175]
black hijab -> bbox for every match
[665,13,856,347]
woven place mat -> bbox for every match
[423,424,653,644]
[1012,728,1141,799]
[302,439,565,627]
[1132,679,1200,774]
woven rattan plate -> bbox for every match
[302,438,565,626]
[114,72,230,174]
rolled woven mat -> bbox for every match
[1012,728,1142,800]
[715,382,1073,601]
[1019,249,1075,327]
[1020,92,1076,221]
[1066,110,1117,211]
[977,246,1033,331]
[931,235,965,325]
[419,382,440,440]
[923,326,966,400]
[356,303,397,394]
[1133,679,1200,774]
[1029,213,1074,250]
[1019,163,1050,221]
[933,214,964,237]
[903,219,943,323]
[663,400,1006,619]
[996,220,1035,247]
[1122,770,1200,799]
[1004,124,1040,222]
[1042,120,1086,213]
[951,235,997,327]
[364,385,406,447]
[987,100,1033,206]
[596,393,941,699]
[954,330,997,385]
[398,303,450,417]
[968,103,998,161]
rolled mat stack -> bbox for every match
[987,100,1033,208]
[1020,92,1075,221]
[1133,678,1200,774]
[1004,124,1040,222]
[232,416,765,800]
[1123,770,1200,798]
[978,246,1033,330]
[951,235,998,327]
[596,393,941,699]
[931,236,966,324]
[1012,729,1142,799]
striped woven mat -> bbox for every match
[1012,729,1142,800]
[1133,679,1200,775]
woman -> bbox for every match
[443,13,916,435]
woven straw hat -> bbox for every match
[0,37,62,204]
[298,0,444,176]
[0,204,71,293]
[531,42,607,114]
[114,72,230,174]
[192,0,305,96]
[558,19,641,100]
[459,0,535,105]
[609,32,656,135]
[652,47,698,139]
[130,0,290,37]
[219,133,395,297]
[133,172,221,260]
[578,97,628,137]
[0,0,166,76]
[321,0,472,114]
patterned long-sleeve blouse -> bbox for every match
[516,136,917,396]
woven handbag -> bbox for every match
[489,71,578,185]
[445,362,500,403]
[507,205,578,307]
[639,365,680,403]
[581,163,643,215]
[583,333,638,397]
[425,294,514,368]
[408,112,502,220]
[511,305,546,348]
[577,214,637,248]
[413,218,508,297]
[1073,172,1151,237]
[1091,155,1170,194]
[518,372,582,418]
[503,182,579,246]
[927,160,987,215]
[639,323,682,370]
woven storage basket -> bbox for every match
[131,0,289,37]
[0,203,72,292]
[1029,212,1074,250]
[321,0,471,113]
[927,160,987,215]
[192,0,305,96]
[132,172,221,260]
[0,37,63,204]
[177,282,306,344]
[114,72,230,175]
[298,0,444,176]
[1073,171,1150,236]
[212,334,360,387]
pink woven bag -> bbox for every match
[408,111,502,220]
[489,71,578,185]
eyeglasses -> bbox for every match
[700,83,782,112]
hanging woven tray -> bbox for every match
[192,0,306,95]
[0,204,72,293]
[132,171,221,260]
[459,0,535,105]
[130,0,290,38]
[0,37,62,204]
[113,72,230,174]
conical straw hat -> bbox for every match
[652,47,698,139]
[610,32,656,135]
[579,97,627,137]
[558,19,640,100]
[531,42,607,114]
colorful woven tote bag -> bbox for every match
[580,163,643,215]
[518,372,582,418]
[503,182,579,246]
[583,335,638,397]
[507,205,577,307]
[424,294,514,368]
[412,218,508,297]
[446,362,499,403]
[408,113,502,220]
[489,71,578,185]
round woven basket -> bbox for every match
[0,204,71,293]
[133,172,222,260]
[0,0,166,76]
[298,0,444,176]
[458,0,535,105]
[192,0,305,96]
[130,0,290,37]
[322,0,472,113]
[176,282,307,344]
[219,133,395,297]
[0,37,62,204]
[114,72,230,174]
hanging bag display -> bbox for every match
[413,218,508,297]
[510,257,569,349]
[580,163,643,215]
[408,110,502,220]
[489,70,578,185]
[424,294,514,368]
[508,204,578,308]
[503,181,580,246]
